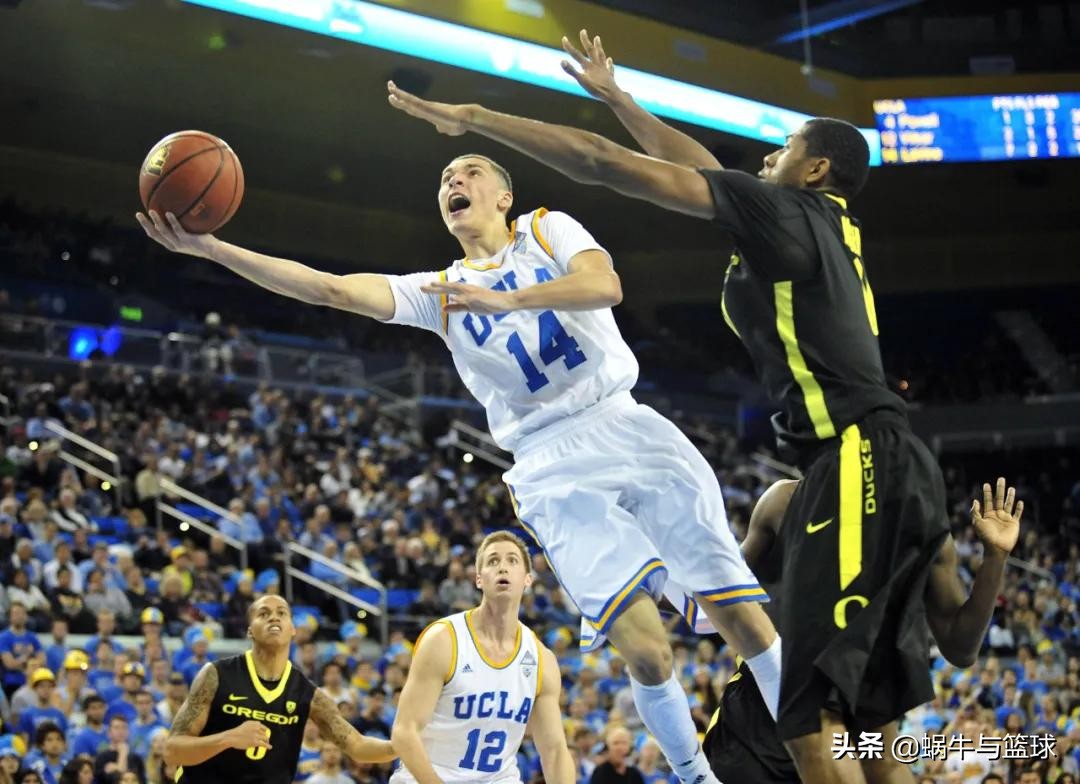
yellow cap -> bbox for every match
[63,651,90,671]
[30,668,56,686]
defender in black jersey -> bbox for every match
[384,33,1014,782]
[164,595,394,784]
[703,476,1023,784]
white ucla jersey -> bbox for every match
[392,611,541,784]
[386,208,639,452]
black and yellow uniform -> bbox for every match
[704,662,799,784]
[177,651,315,784]
[700,170,950,740]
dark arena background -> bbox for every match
[1,1,1080,783]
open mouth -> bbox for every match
[496,578,510,588]
[448,193,471,217]
[268,624,282,633]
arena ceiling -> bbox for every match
[590,0,1080,77]
[1,1,1078,292]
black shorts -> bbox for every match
[775,411,949,741]
[704,663,800,784]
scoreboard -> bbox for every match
[873,93,1080,164]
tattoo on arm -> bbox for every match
[170,664,218,737]
[311,688,357,749]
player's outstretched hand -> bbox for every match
[226,720,273,751]
[971,476,1023,555]
[561,29,621,103]
[387,81,474,136]
[135,210,218,260]
[421,279,516,316]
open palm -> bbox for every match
[561,29,620,103]
[971,476,1023,555]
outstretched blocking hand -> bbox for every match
[387,81,473,136]
[561,29,621,104]
[135,210,218,259]
[971,476,1023,555]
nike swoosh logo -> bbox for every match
[228,694,247,701]
[806,518,834,534]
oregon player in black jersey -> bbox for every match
[703,476,1023,784]
[384,29,1003,783]
[163,595,395,784]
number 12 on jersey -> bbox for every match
[460,728,507,773]
[506,310,586,392]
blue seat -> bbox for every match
[350,588,380,605]
[195,602,224,620]
[93,517,115,534]
[176,503,215,522]
[388,589,419,610]
[223,573,240,596]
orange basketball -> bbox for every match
[138,130,244,234]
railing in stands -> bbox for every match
[0,313,368,390]
[446,419,511,470]
[44,421,125,507]
[43,422,389,643]
[284,541,388,645]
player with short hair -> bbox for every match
[383,32,956,782]
[391,530,571,784]
[138,146,782,784]
[161,595,394,784]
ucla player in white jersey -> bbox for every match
[391,530,571,784]
[137,153,782,784]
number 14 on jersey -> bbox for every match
[506,310,587,393]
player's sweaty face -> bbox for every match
[438,158,502,231]
[249,598,295,643]
[477,542,530,595]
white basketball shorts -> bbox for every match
[504,392,767,647]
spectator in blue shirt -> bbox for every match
[218,499,263,544]
[0,603,41,694]
[40,621,68,679]
[84,611,125,665]
[295,721,323,783]
[24,404,62,443]
[22,721,67,784]
[70,696,109,759]
[54,651,93,723]
[87,644,120,696]
[598,657,630,699]
[77,544,123,593]
[105,663,145,725]
[58,384,94,424]
[14,669,66,742]
[128,690,164,759]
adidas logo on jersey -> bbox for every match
[521,651,536,667]
[462,664,473,673]
[513,231,527,253]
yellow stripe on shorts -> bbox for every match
[838,424,863,590]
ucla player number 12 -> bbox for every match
[506,310,586,392]
[460,729,507,773]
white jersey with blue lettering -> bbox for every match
[391,611,542,784]
[385,208,639,452]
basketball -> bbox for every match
[138,130,245,234]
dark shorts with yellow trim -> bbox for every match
[704,663,800,784]
[775,410,949,741]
